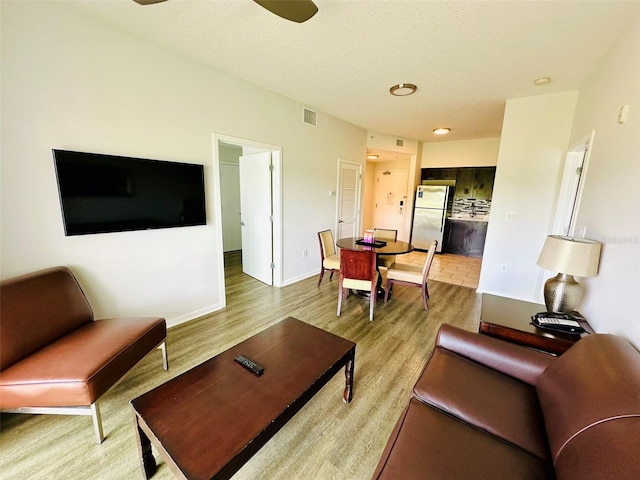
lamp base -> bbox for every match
[543,273,584,313]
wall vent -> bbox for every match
[396,139,404,147]
[303,107,318,127]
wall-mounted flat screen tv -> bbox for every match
[53,149,206,236]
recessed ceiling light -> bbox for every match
[389,83,417,96]
[366,154,379,160]
[433,128,451,135]
[534,77,551,86]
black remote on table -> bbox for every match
[234,355,264,376]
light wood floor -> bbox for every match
[0,252,482,480]
[397,251,482,289]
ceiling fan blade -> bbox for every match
[132,0,168,5]
[253,0,318,23]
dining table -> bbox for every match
[336,237,414,257]
[335,236,415,298]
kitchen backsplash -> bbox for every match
[452,198,491,216]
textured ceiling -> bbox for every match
[69,0,640,145]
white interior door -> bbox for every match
[552,131,594,236]
[373,169,408,239]
[239,152,273,285]
[337,161,361,239]
[220,163,242,252]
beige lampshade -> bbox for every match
[536,235,602,277]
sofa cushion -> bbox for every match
[1,267,93,370]
[0,317,166,408]
[536,333,640,462]
[413,346,550,461]
[373,398,551,480]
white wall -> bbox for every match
[1,2,366,325]
[566,15,640,346]
[367,131,419,155]
[478,91,578,301]
[421,137,501,167]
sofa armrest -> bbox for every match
[436,323,555,385]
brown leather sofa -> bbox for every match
[373,323,640,479]
[0,266,168,443]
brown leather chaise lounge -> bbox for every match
[0,266,168,443]
[373,323,640,479]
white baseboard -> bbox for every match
[282,270,319,287]
[166,303,224,329]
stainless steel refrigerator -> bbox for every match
[411,185,449,252]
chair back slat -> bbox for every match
[340,249,377,281]
[373,228,398,242]
[318,230,336,258]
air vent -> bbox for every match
[303,107,318,127]
[396,139,404,147]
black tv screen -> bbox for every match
[53,149,206,236]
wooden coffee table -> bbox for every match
[130,317,356,480]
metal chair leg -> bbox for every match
[159,342,169,371]
[91,403,104,444]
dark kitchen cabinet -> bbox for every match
[473,168,495,199]
[421,168,457,181]
[454,169,476,198]
[444,219,488,258]
[454,167,495,200]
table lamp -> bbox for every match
[536,235,602,313]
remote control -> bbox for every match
[234,355,264,376]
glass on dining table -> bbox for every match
[363,229,375,244]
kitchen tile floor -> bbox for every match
[394,251,481,289]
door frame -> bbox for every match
[212,133,283,307]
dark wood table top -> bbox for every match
[130,317,356,480]
[480,294,594,355]
[336,237,414,256]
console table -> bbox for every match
[479,294,594,355]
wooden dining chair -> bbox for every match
[384,240,437,310]
[337,249,379,321]
[373,228,398,268]
[317,229,340,286]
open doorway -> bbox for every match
[373,169,409,238]
[551,131,594,236]
[212,134,283,306]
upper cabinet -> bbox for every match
[421,168,457,181]
[455,167,495,200]
[473,167,495,199]
[421,167,496,200]
[454,168,475,198]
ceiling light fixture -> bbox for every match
[366,154,379,160]
[432,128,451,135]
[534,77,551,86]
[389,83,417,96]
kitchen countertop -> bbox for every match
[448,215,490,223]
